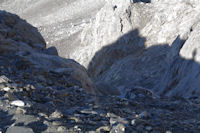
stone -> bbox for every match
[52,121,62,126]
[50,110,63,118]
[110,123,126,133]
[131,119,137,126]
[0,75,10,83]
[138,111,148,119]
[3,87,10,92]
[16,107,26,114]
[96,126,110,132]
[10,100,25,107]
[145,126,152,131]
[57,126,67,132]
[6,126,34,133]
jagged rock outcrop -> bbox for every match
[69,0,200,99]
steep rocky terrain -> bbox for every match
[1,0,200,133]
[73,0,200,100]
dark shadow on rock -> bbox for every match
[88,29,146,79]
[88,26,200,101]
[0,110,15,132]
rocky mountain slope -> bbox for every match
[73,0,200,100]
[1,0,200,133]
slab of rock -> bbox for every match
[6,126,34,133]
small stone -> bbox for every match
[43,120,49,125]
[96,126,110,132]
[50,110,63,118]
[74,125,78,129]
[16,107,26,114]
[52,121,62,126]
[74,85,79,89]
[80,109,98,115]
[110,123,125,133]
[138,111,148,119]
[166,131,172,133]
[3,87,10,92]
[145,126,152,131]
[69,116,81,123]
[10,100,25,107]
[131,119,137,126]
[0,75,9,83]
[109,116,129,125]
[6,92,16,101]
[74,125,81,131]
[57,126,67,132]
[6,126,34,133]
[0,83,6,89]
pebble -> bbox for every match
[0,75,9,83]
[96,126,110,132]
[16,107,26,114]
[52,121,62,126]
[80,109,98,115]
[10,100,25,107]
[131,119,137,126]
[50,110,63,118]
[0,83,6,89]
[57,126,67,132]
[3,87,10,92]
[110,123,126,133]
[138,111,148,119]
[145,126,152,131]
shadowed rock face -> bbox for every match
[0,10,95,94]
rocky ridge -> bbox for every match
[1,0,200,133]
